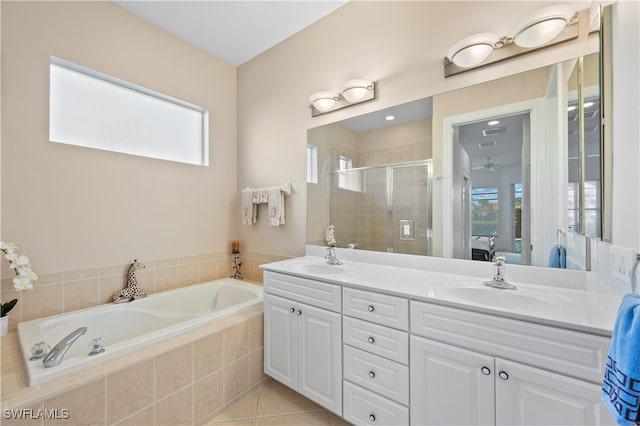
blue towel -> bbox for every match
[602,293,640,425]
[548,244,561,268]
[559,246,566,269]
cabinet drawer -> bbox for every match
[264,271,341,312]
[343,381,409,426]
[410,300,611,384]
[343,345,409,405]
[343,287,408,330]
[343,316,409,364]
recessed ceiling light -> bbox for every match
[583,101,594,108]
[567,105,577,111]
[487,120,500,126]
[385,115,395,121]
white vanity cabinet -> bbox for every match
[342,287,410,426]
[263,272,342,415]
[410,300,613,426]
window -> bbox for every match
[337,155,363,192]
[568,181,601,237]
[307,144,318,184]
[49,56,208,166]
[471,186,499,235]
[514,183,522,253]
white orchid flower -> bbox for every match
[5,252,17,261]
[13,275,33,290]
[15,255,30,266]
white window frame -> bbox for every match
[49,56,209,166]
[307,144,318,184]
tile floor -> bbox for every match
[206,379,351,426]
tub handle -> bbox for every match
[289,307,295,313]
[296,309,302,316]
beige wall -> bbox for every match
[237,0,596,258]
[1,1,237,274]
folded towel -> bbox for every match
[258,189,268,203]
[548,245,561,268]
[268,188,285,227]
[559,246,566,269]
[602,293,640,425]
[241,188,257,226]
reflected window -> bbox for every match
[514,183,522,253]
[307,144,318,184]
[472,187,499,235]
[338,155,363,192]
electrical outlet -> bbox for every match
[610,246,635,281]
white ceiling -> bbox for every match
[114,1,347,67]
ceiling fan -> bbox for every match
[472,157,496,172]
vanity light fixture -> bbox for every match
[444,4,580,78]
[310,80,376,117]
[509,5,574,48]
[446,33,499,68]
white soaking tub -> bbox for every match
[17,279,263,385]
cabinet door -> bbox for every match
[264,293,297,389]
[410,336,495,426]
[495,359,612,426]
[297,302,342,415]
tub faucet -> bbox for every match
[325,247,342,265]
[43,327,87,368]
[484,256,517,290]
[113,260,147,303]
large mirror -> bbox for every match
[307,52,602,270]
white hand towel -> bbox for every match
[259,189,268,203]
[268,188,285,226]
[241,188,253,225]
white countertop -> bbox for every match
[260,252,623,337]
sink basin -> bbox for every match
[437,285,560,314]
[296,263,347,275]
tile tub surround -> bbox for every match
[0,252,292,331]
[1,305,266,426]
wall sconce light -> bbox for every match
[309,79,376,117]
[444,5,579,78]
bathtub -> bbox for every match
[17,279,263,386]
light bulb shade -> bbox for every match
[446,33,499,68]
[309,91,337,112]
[340,79,373,103]
[509,5,572,48]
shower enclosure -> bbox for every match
[329,160,432,256]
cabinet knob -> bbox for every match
[368,336,375,344]
[498,371,509,380]
[296,310,302,316]
[369,414,376,422]
[368,305,375,312]
[369,371,376,379]
[481,367,491,375]
[289,307,295,313]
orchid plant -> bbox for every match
[325,225,336,247]
[1,241,37,318]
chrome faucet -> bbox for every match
[325,247,343,265]
[484,256,517,290]
[43,327,87,368]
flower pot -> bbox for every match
[1,316,8,337]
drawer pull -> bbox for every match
[369,414,376,422]
[289,307,295,313]
[368,370,376,379]
[498,371,509,380]
[368,305,375,312]
[296,310,302,316]
[481,367,491,375]
[368,336,375,344]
